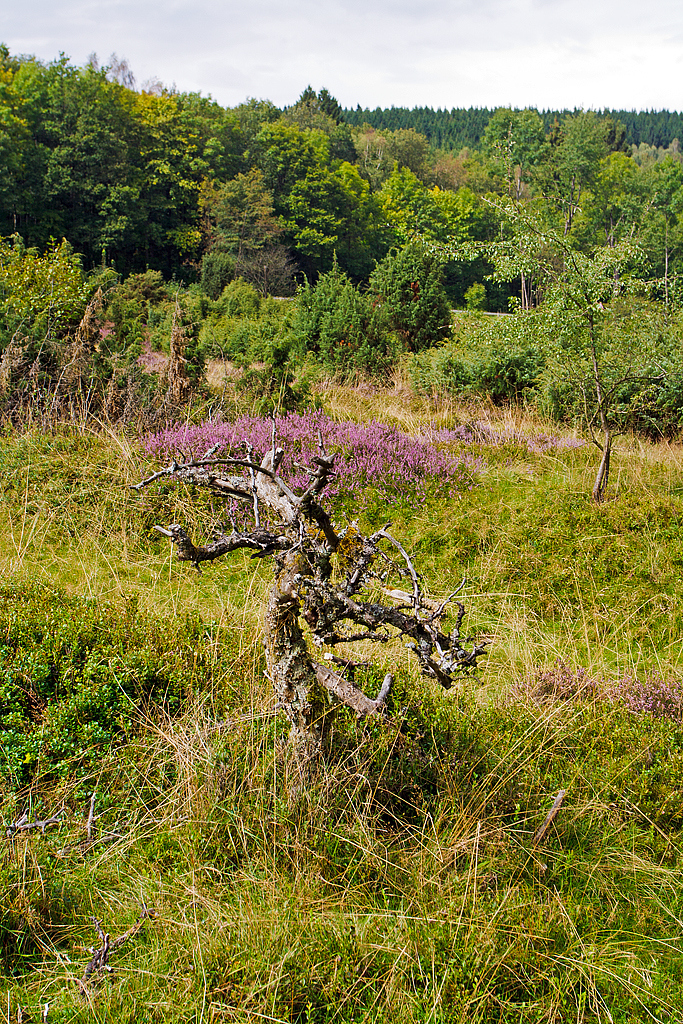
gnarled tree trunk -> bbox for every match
[133,431,487,762]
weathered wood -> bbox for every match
[314,663,393,716]
[533,789,567,846]
[134,430,487,759]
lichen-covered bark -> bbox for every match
[133,432,487,764]
[264,551,324,758]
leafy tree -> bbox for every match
[378,166,442,244]
[0,46,29,225]
[1,51,245,275]
[431,185,490,244]
[255,121,322,212]
[285,167,346,276]
[327,162,391,279]
[573,151,643,250]
[284,86,344,132]
[130,90,206,273]
[464,282,487,311]
[544,111,617,237]
[432,151,469,191]
[641,157,683,306]
[200,168,282,275]
[487,204,665,501]
[370,239,452,351]
[10,58,142,262]
[287,162,390,280]
[200,250,235,300]
[378,169,490,253]
[384,128,430,180]
[352,124,394,189]
[483,107,548,200]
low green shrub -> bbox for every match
[0,584,237,788]
[200,249,236,299]
[410,336,544,402]
[289,262,396,374]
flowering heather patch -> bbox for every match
[513,663,683,720]
[513,660,597,704]
[143,411,484,501]
[423,421,586,455]
[611,672,683,721]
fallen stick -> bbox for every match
[79,907,154,996]
[5,812,62,838]
[532,789,567,847]
[86,791,98,841]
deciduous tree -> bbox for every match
[487,203,665,501]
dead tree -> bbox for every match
[133,430,487,761]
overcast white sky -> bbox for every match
[5,0,683,112]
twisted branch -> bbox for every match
[133,427,487,750]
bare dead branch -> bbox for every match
[6,812,62,838]
[321,629,390,646]
[134,424,487,755]
[375,672,394,710]
[376,528,422,614]
[344,528,385,596]
[79,907,154,996]
[245,442,261,527]
[86,792,98,841]
[532,789,567,846]
[153,523,289,569]
[427,578,467,623]
[383,588,440,611]
[314,663,394,716]
[132,455,290,498]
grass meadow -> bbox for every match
[2,384,683,1023]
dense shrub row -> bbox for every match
[4,226,683,444]
[411,306,683,437]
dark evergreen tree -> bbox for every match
[369,240,452,351]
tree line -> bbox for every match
[2,45,683,311]
[343,105,683,152]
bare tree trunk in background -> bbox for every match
[588,310,611,503]
[592,429,611,503]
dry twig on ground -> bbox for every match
[78,907,154,996]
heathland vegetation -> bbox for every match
[3,45,683,1023]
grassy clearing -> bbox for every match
[2,390,683,1021]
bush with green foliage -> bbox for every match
[195,279,294,368]
[289,261,396,374]
[464,281,487,311]
[0,584,224,787]
[410,311,545,402]
[369,238,453,351]
[234,340,317,414]
[101,270,168,362]
[0,236,87,354]
[200,249,236,300]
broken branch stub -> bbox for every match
[133,430,487,758]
